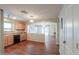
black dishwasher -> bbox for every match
[13,35,20,44]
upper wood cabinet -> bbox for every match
[15,21,25,31]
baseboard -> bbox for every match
[27,40,45,44]
[4,44,14,48]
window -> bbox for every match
[28,25,37,33]
[28,25,43,33]
[36,25,42,33]
[27,22,57,35]
[4,22,12,31]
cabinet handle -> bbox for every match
[76,43,78,49]
[61,17,63,29]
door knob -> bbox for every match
[63,41,66,44]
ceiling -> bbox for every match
[0,4,62,22]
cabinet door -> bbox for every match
[73,5,79,54]
[4,35,13,47]
[15,22,25,30]
[23,33,27,40]
[20,33,27,41]
[4,36,8,47]
[7,35,13,46]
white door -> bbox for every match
[59,7,65,55]
[64,5,73,54]
[59,4,79,55]
[59,5,73,55]
[72,5,79,54]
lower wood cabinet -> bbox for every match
[7,35,13,46]
[4,33,27,47]
[4,36,8,47]
[4,35,13,47]
[20,33,27,41]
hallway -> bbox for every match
[4,36,59,55]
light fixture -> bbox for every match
[21,10,28,14]
[30,16,33,18]
[12,16,16,19]
[29,20,34,23]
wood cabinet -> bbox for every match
[20,33,27,41]
[4,32,27,47]
[7,35,13,46]
[4,34,13,47]
[4,35,8,47]
[15,21,25,30]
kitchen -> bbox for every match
[4,18,27,48]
